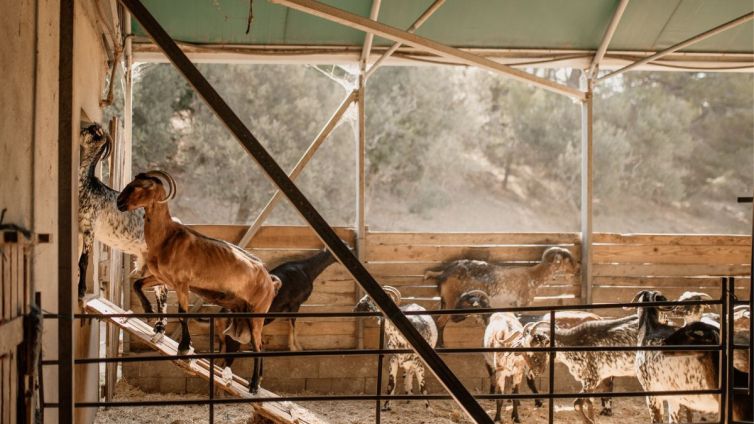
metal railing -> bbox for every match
[40,276,752,424]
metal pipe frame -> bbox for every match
[365,0,445,80]
[269,0,586,100]
[598,11,754,82]
[117,0,492,422]
[237,90,357,247]
[57,1,76,423]
[588,0,630,77]
[580,73,594,304]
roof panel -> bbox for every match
[132,0,753,54]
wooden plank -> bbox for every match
[0,317,23,355]
[593,263,750,277]
[85,297,329,424]
[593,285,750,304]
[366,232,580,246]
[593,244,751,265]
[593,233,752,246]
[189,225,355,249]
[593,276,750,288]
[2,246,9,321]
[366,244,580,262]
[2,356,7,424]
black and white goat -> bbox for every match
[216,248,337,383]
[523,315,638,423]
[78,124,168,335]
[354,286,438,411]
[633,290,721,423]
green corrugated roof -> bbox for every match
[133,0,754,53]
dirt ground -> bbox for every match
[92,380,696,424]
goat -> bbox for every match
[425,247,579,347]
[214,248,337,383]
[116,170,280,393]
[354,286,438,411]
[633,290,721,423]
[78,124,168,334]
[523,315,638,423]
[482,312,536,423]
[672,291,713,325]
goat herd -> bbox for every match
[78,124,751,423]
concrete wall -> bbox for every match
[1,1,112,422]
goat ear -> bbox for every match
[497,331,522,346]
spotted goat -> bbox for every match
[354,286,438,411]
[425,247,579,347]
[78,124,168,335]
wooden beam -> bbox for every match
[359,0,381,70]
[598,11,754,82]
[237,90,357,247]
[270,0,585,100]
[588,0,630,77]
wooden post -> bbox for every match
[580,72,593,304]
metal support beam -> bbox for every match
[359,0,381,70]
[365,0,445,80]
[58,0,75,423]
[119,1,493,422]
[588,0,630,77]
[270,0,585,100]
[579,73,593,304]
[598,11,754,82]
[237,90,357,247]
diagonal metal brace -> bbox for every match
[118,1,493,422]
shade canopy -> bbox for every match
[131,0,753,69]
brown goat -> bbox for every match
[116,171,280,393]
[425,247,579,347]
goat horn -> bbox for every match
[101,132,113,159]
[382,286,402,305]
[145,170,176,203]
[528,321,551,336]
[463,290,490,300]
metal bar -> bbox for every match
[209,316,215,424]
[50,343,726,365]
[270,0,585,100]
[237,90,357,247]
[580,73,594,303]
[364,0,445,80]
[57,1,75,422]
[727,278,736,420]
[749,190,754,396]
[57,297,723,319]
[548,311,555,424]
[374,318,385,423]
[70,388,724,408]
[355,74,366,349]
[598,12,754,82]
[720,277,729,422]
[118,1,492,422]
[359,0,381,69]
[588,0,630,76]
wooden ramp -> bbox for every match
[85,297,328,424]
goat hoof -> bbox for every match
[177,345,193,356]
[381,404,391,412]
[599,408,613,417]
[513,417,521,423]
[153,322,165,334]
[249,385,259,395]
[222,367,233,385]
[535,400,544,408]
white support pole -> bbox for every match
[270,0,585,100]
[359,0,381,70]
[237,90,358,247]
[580,72,593,304]
[588,0,630,77]
[123,11,134,312]
[598,11,754,82]
[365,0,446,80]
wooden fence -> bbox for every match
[121,225,751,394]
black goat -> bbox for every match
[215,248,337,383]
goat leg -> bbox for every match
[288,318,302,351]
[486,363,496,395]
[435,314,449,348]
[382,357,398,411]
[598,377,614,416]
[153,285,168,336]
[416,365,430,410]
[493,370,505,423]
[249,316,265,394]
[77,233,92,299]
[176,292,193,356]
[525,370,543,408]
[573,398,596,424]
